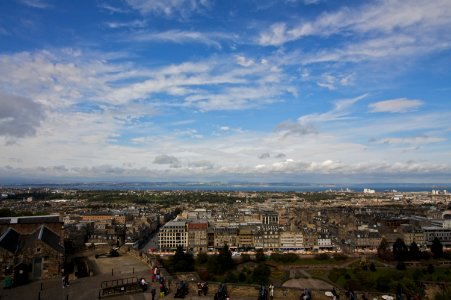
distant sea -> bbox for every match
[2,182,450,193]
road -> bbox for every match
[140,229,160,254]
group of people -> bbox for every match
[174,280,189,298]
[197,281,209,296]
[258,284,275,300]
[145,266,169,299]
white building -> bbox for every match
[317,234,333,249]
[279,231,304,250]
[159,220,187,252]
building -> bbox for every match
[159,220,187,252]
[279,231,304,251]
[237,225,255,250]
[0,225,64,280]
[187,221,208,253]
[214,226,238,250]
[423,226,451,247]
[317,233,333,249]
[255,225,280,251]
[261,210,279,225]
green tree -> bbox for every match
[208,244,233,275]
[207,255,219,274]
[427,264,435,274]
[369,262,376,272]
[393,238,408,261]
[224,271,238,283]
[409,241,421,260]
[255,249,266,262]
[396,261,407,270]
[0,208,13,217]
[170,246,194,272]
[241,253,251,263]
[433,287,451,300]
[431,237,443,259]
[376,274,391,292]
[378,238,391,260]
[252,263,271,284]
[196,252,209,265]
[238,271,246,282]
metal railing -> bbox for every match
[99,277,143,298]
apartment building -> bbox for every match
[255,225,280,250]
[187,221,208,253]
[159,220,187,252]
[237,225,255,250]
[423,226,451,247]
[279,230,304,250]
[214,226,238,249]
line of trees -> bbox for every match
[378,237,445,261]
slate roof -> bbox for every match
[0,228,21,254]
[0,225,64,255]
[25,225,64,254]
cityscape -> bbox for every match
[1,0,451,299]
[0,186,450,299]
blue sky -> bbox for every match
[1,0,451,183]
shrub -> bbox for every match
[333,253,348,261]
[369,262,376,272]
[376,275,391,292]
[251,263,271,284]
[241,254,251,263]
[396,261,407,271]
[314,253,330,260]
[196,252,208,265]
[270,253,299,263]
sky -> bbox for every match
[0,0,451,184]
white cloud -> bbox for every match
[98,3,129,14]
[0,50,127,108]
[259,0,451,47]
[20,0,49,9]
[303,0,321,4]
[105,20,147,29]
[130,30,232,48]
[125,0,210,16]
[371,135,445,145]
[236,55,255,67]
[369,98,423,113]
[317,73,354,90]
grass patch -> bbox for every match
[328,265,451,296]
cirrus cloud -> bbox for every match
[369,98,423,113]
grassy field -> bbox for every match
[328,264,451,296]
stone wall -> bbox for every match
[21,240,63,279]
[185,282,331,300]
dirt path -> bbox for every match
[283,278,334,290]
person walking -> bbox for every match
[269,283,274,300]
[151,286,156,300]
